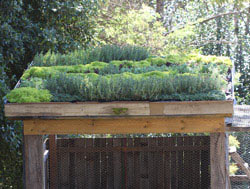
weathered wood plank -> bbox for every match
[133,138,140,189]
[68,139,76,189]
[157,138,164,188]
[5,100,233,118]
[170,137,177,189]
[57,139,70,188]
[148,138,157,188]
[100,138,107,188]
[192,137,201,189]
[210,133,230,189]
[230,175,250,182]
[74,138,86,188]
[164,137,171,188]
[140,138,149,189]
[184,137,194,189]
[23,116,226,135]
[200,137,210,189]
[106,138,114,189]
[230,151,250,179]
[54,137,211,188]
[177,137,184,189]
[226,126,250,132]
[113,138,122,188]
[5,102,150,117]
[85,139,95,188]
[24,135,44,189]
[150,100,233,116]
[49,135,57,189]
[127,138,134,188]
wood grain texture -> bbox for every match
[5,101,233,118]
[230,151,250,179]
[24,135,44,189]
[54,136,210,188]
[149,100,233,116]
[226,126,250,132]
[210,133,230,189]
[5,102,150,118]
[23,116,226,135]
[230,175,250,182]
[49,135,57,189]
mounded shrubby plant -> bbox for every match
[33,45,149,67]
[22,53,231,80]
[6,87,52,103]
[42,73,225,102]
[7,45,232,103]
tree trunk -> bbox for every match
[156,0,164,21]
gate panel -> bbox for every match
[49,136,210,189]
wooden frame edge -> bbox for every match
[23,116,226,135]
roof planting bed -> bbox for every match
[6,45,233,103]
[5,45,233,130]
[4,46,234,189]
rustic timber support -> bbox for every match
[5,101,233,119]
[24,135,44,189]
[230,175,250,182]
[230,151,250,179]
[23,116,226,135]
[6,101,234,188]
[210,133,231,189]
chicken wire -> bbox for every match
[230,132,250,189]
[44,134,211,189]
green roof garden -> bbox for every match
[6,45,232,103]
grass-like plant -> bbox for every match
[33,45,150,66]
[44,73,225,102]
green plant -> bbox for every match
[33,45,150,67]
[112,108,128,115]
[43,73,225,102]
[6,87,52,103]
[22,53,231,80]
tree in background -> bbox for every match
[0,0,249,187]
[95,4,166,54]
[95,0,249,103]
[0,0,98,187]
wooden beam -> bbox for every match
[226,126,250,132]
[5,100,233,119]
[23,116,225,135]
[24,135,44,189]
[149,100,233,116]
[230,151,250,179]
[210,133,231,189]
[230,175,250,182]
[225,134,232,189]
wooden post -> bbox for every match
[49,135,58,189]
[24,135,44,189]
[210,133,231,189]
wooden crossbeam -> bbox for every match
[226,127,250,132]
[5,100,233,119]
[230,175,250,182]
[230,151,250,179]
[23,116,226,135]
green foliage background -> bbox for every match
[0,0,249,187]
[0,0,98,187]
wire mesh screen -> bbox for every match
[230,132,250,189]
[233,105,250,127]
[46,135,210,189]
